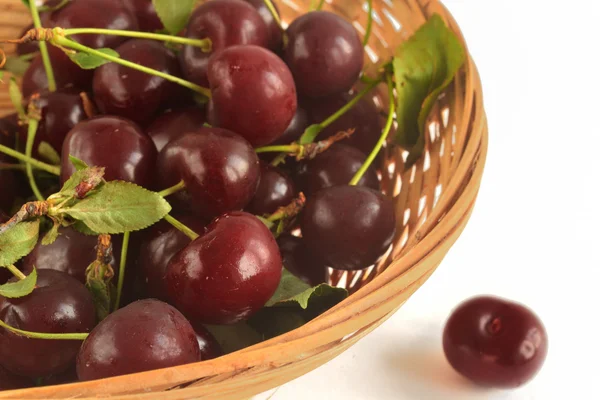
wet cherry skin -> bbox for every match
[246,162,296,216]
[166,212,282,324]
[277,234,326,286]
[443,296,548,388]
[192,323,224,360]
[179,0,269,87]
[146,107,206,152]
[208,45,297,147]
[301,185,396,270]
[76,299,200,381]
[61,116,157,187]
[0,270,96,378]
[244,0,283,50]
[284,11,364,98]
[122,0,163,32]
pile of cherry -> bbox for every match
[0,0,548,393]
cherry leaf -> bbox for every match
[0,220,40,267]
[68,48,120,70]
[0,268,37,298]
[3,56,30,77]
[37,141,61,165]
[41,221,60,246]
[69,155,89,171]
[8,78,25,119]
[299,124,323,145]
[204,323,263,354]
[152,0,195,34]
[265,269,347,309]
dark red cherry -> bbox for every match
[76,299,200,381]
[51,0,139,49]
[246,162,296,216]
[306,91,382,155]
[0,270,96,378]
[0,117,18,213]
[22,46,93,98]
[443,296,548,388]
[37,366,78,387]
[302,185,395,270]
[93,39,183,125]
[244,0,283,50]
[192,323,223,360]
[277,234,326,286]
[0,365,31,391]
[122,0,163,32]
[157,128,260,220]
[146,107,206,152]
[295,144,379,197]
[61,116,157,187]
[137,216,206,301]
[208,45,297,147]
[284,11,364,98]
[179,0,269,87]
[166,212,282,324]
[271,106,310,146]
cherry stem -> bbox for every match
[6,265,26,281]
[51,36,212,98]
[61,28,213,52]
[0,318,88,340]
[320,78,382,130]
[0,144,59,175]
[0,201,49,235]
[29,1,56,92]
[363,0,373,47]
[25,117,45,201]
[257,129,354,160]
[255,144,297,154]
[114,231,129,312]
[163,215,200,241]
[158,180,186,197]
[0,163,27,171]
[263,0,284,31]
[350,72,395,186]
[312,0,326,11]
[267,192,306,222]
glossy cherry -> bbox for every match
[77,299,200,381]
[93,39,183,125]
[146,107,206,152]
[302,185,395,270]
[271,106,310,146]
[0,116,18,213]
[61,116,157,187]
[246,162,296,216]
[179,0,269,87]
[157,128,260,220]
[166,212,282,324]
[295,144,379,197]
[0,270,96,378]
[284,11,364,98]
[122,0,163,32]
[277,234,326,286]
[192,323,224,360]
[208,45,297,147]
[244,0,283,50]
[443,296,548,388]
[137,216,206,301]
[0,365,31,391]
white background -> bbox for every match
[260,0,600,398]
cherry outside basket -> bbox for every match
[0,0,488,398]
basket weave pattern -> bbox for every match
[0,0,488,398]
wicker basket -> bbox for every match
[0,0,487,398]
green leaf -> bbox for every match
[71,220,98,236]
[299,124,323,145]
[3,56,30,77]
[57,166,105,199]
[0,268,37,298]
[37,141,61,165]
[87,277,113,321]
[248,308,306,340]
[0,221,40,267]
[9,78,25,118]
[68,48,120,70]
[20,0,30,7]
[152,0,195,34]
[393,14,465,162]
[204,322,263,354]
[69,155,89,171]
[63,181,171,234]
[41,221,60,246]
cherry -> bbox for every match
[0,365,31,391]
[179,0,269,87]
[244,0,283,51]
[208,45,297,147]
[122,0,163,32]
[0,116,18,213]
[93,39,183,126]
[76,299,200,381]
[306,91,382,155]
[301,185,395,270]
[137,216,207,301]
[0,270,96,378]
[246,162,296,216]
[443,296,548,388]
[192,323,223,360]
[157,128,260,220]
[51,0,139,49]
[22,46,93,98]
[295,144,379,197]
[36,367,78,387]
[146,107,206,152]
[61,116,157,187]
[271,106,310,146]
[166,212,282,324]
[277,234,326,286]
[284,11,364,98]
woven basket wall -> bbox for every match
[0,0,488,399]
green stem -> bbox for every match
[363,0,374,47]
[62,29,212,52]
[52,36,212,98]
[19,53,36,61]
[314,0,326,11]
[30,1,55,92]
[255,144,297,154]
[320,78,382,130]
[262,0,283,29]
[25,119,44,201]
[114,231,129,311]
[0,144,60,176]
[350,73,395,186]
[6,265,26,281]
[158,180,186,197]
[164,215,200,241]
[0,318,88,340]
